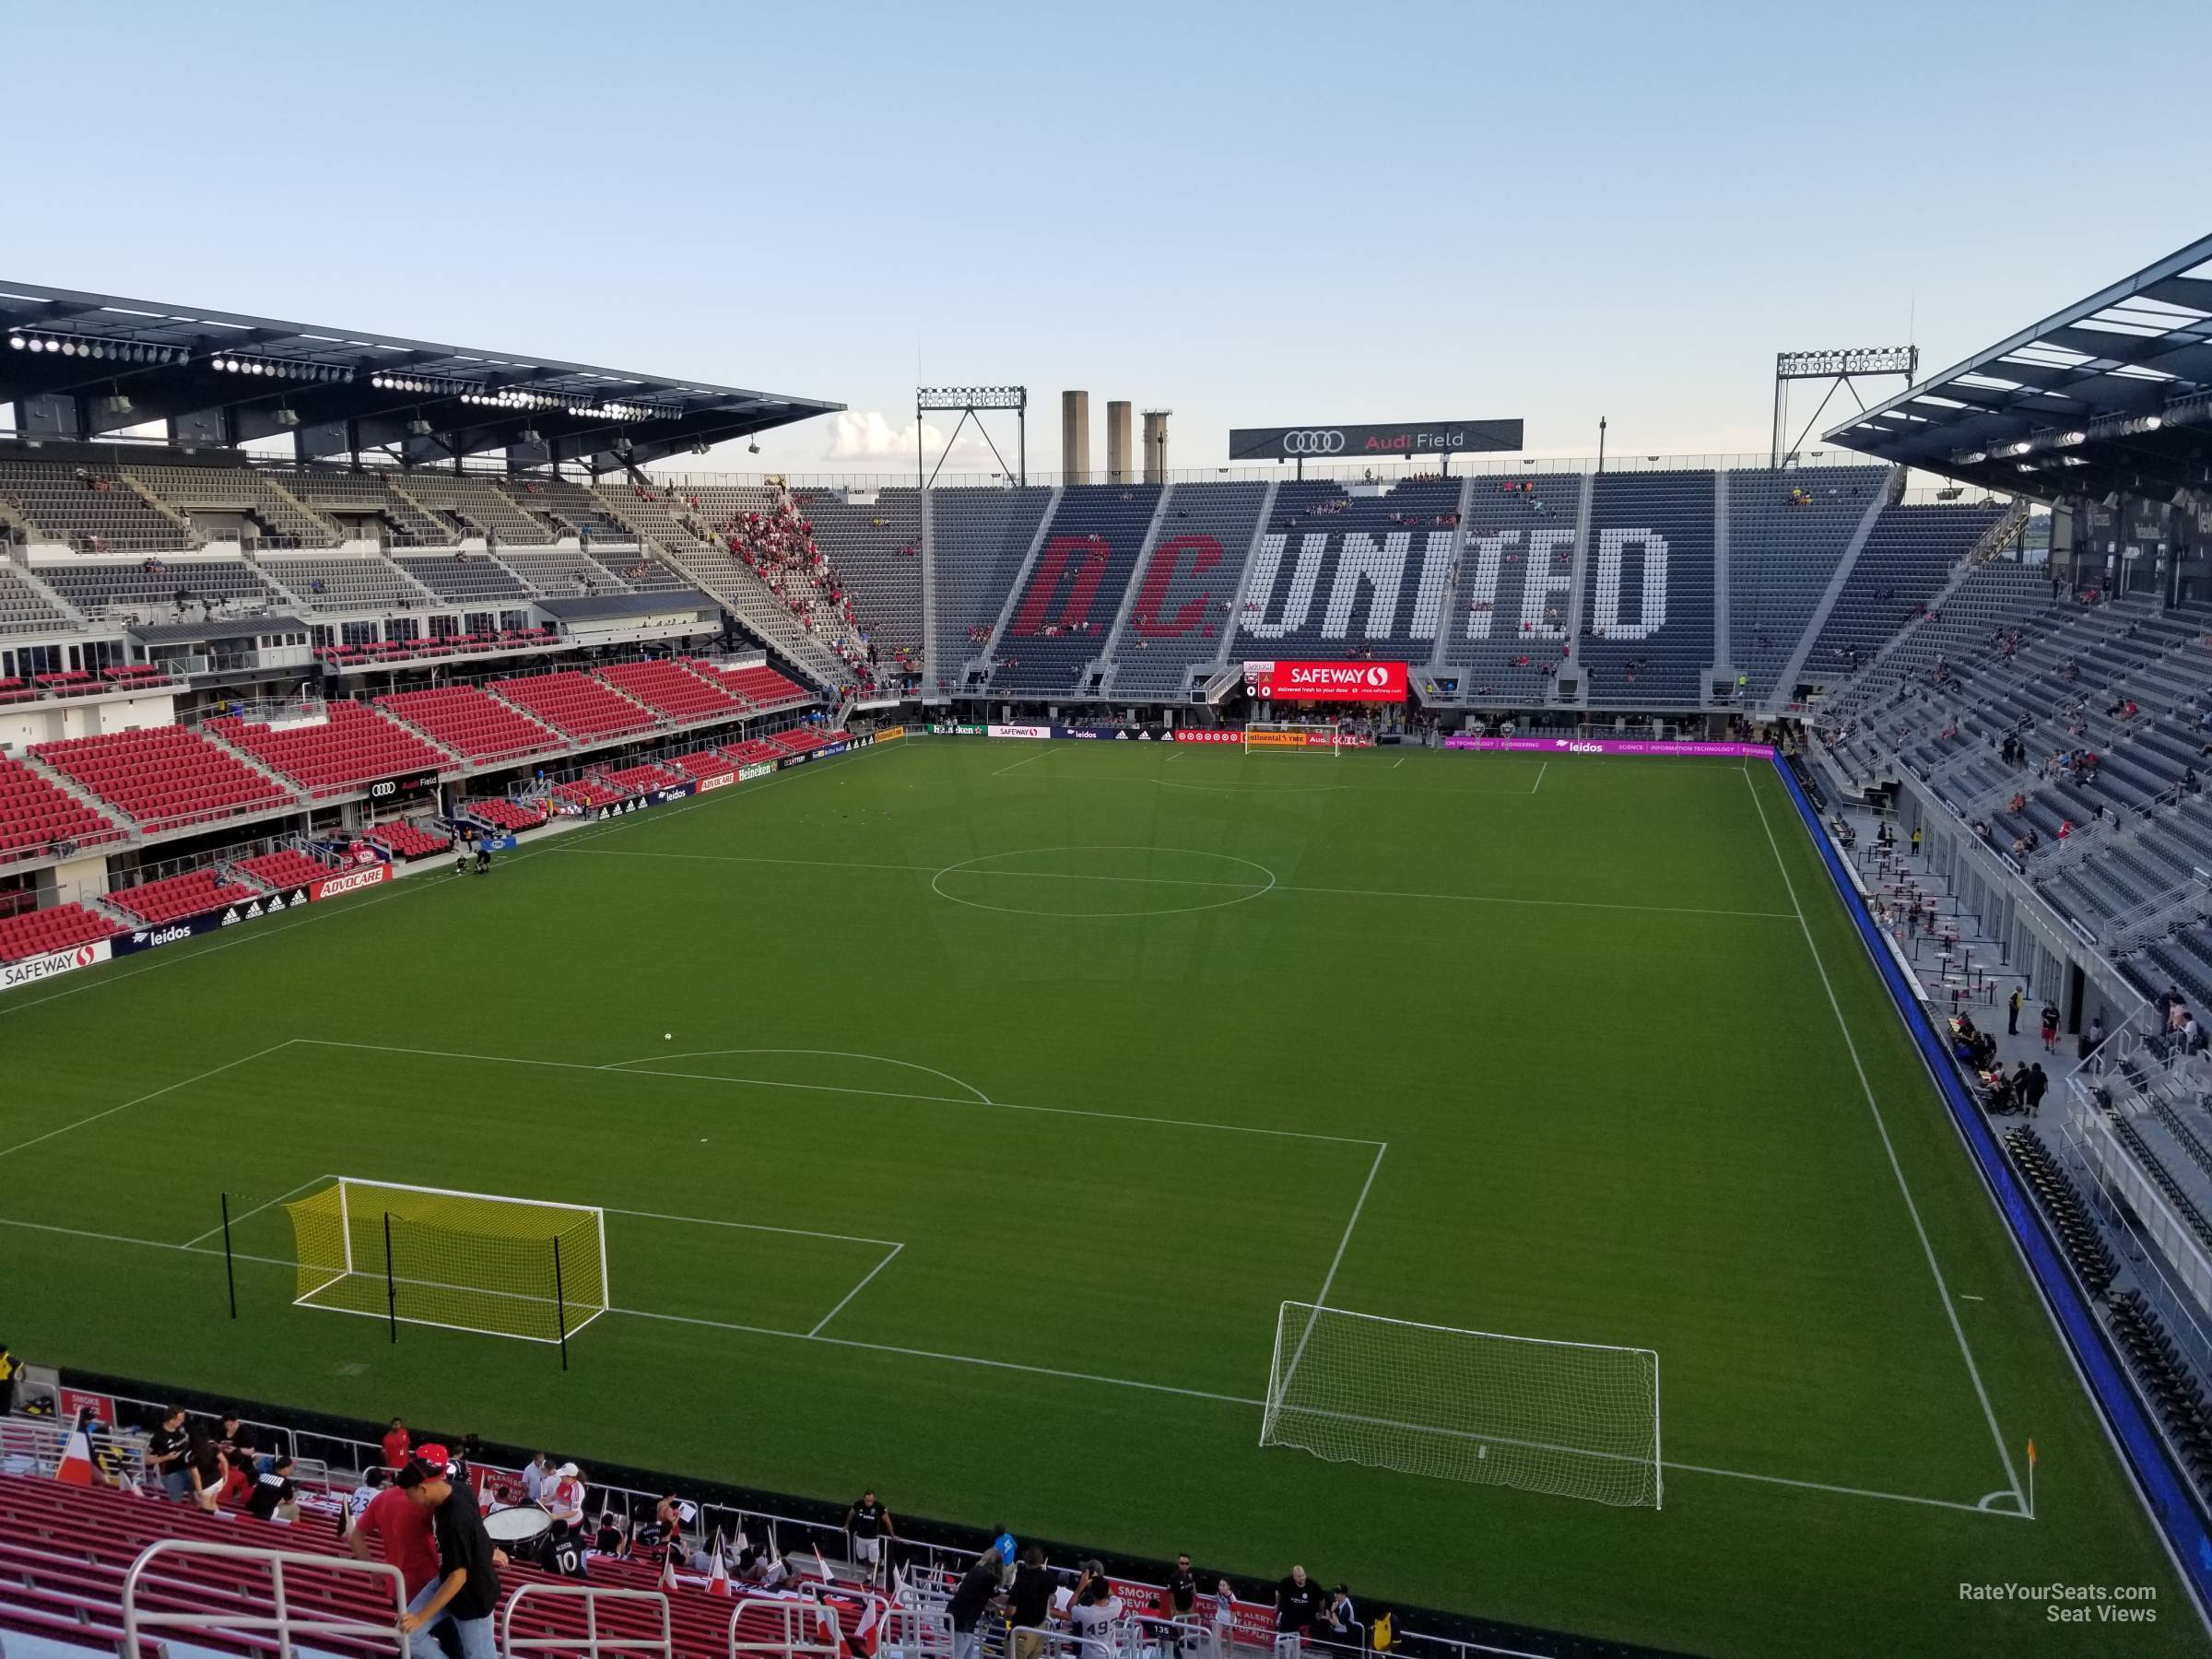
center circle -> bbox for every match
[929,845,1277,919]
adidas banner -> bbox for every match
[110,887,314,957]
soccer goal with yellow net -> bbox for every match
[284,1178,607,1348]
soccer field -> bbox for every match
[0,736,2194,1655]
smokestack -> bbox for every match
[1106,401,1133,483]
[1061,391,1090,482]
[1142,409,1171,485]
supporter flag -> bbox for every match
[813,1544,834,1583]
[660,1551,678,1592]
[707,1545,733,1599]
[889,1564,909,1606]
[849,1596,881,1659]
[53,1428,95,1487]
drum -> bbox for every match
[483,1503,553,1546]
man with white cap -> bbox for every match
[545,1462,587,1531]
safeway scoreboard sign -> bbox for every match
[1228,418,1522,462]
[1244,660,1408,702]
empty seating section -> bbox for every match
[552,778,628,809]
[499,548,625,594]
[464,796,547,831]
[208,702,451,797]
[1728,466,1888,701]
[230,847,331,888]
[0,565,72,638]
[720,737,783,764]
[34,726,295,831]
[128,465,328,546]
[366,820,449,857]
[394,552,532,603]
[716,665,809,708]
[597,762,684,793]
[107,866,260,924]
[597,481,711,555]
[596,658,747,722]
[35,555,285,618]
[377,685,565,763]
[258,555,426,612]
[1800,501,2008,681]
[1112,481,1265,696]
[0,460,183,551]
[673,748,740,783]
[497,477,625,539]
[0,900,120,963]
[288,473,445,545]
[394,474,552,544]
[494,670,657,740]
[0,756,120,864]
[803,488,924,666]
[767,726,840,754]
[1580,471,1717,707]
[595,551,694,594]
[1438,475,1583,704]
[1231,479,1465,665]
[930,487,1055,693]
[992,485,1161,693]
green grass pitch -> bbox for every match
[0,736,2196,1656]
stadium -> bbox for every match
[5,15,2212,1659]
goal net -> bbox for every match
[284,1178,607,1344]
[1242,722,1342,754]
[1260,1302,1662,1508]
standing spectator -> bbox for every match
[1320,1585,1356,1646]
[382,1418,411,1470]
[147,1406,191,1501]
[1006,1547,1053,1659]
[1168,1553,1199,1645]
[2006,985,2022,1037]
[343,1465,391,1539]
[2039,1001,2061,1053]
[1211,1582,1237,1653]
[1910,824,1922,857]
[396,1456,505,1659]
[1065,1561,1120,1648]
[947,1554,1002,1659]
[2080,1016,2106,1063]
[521,1453,553,1506]
[1277,1566,1322,1651]
[989,1523,1018,1582]
[545,1463,587,1531]
[2024,1063,2050,1118]
[844,1488,896,1584]
[247,1455,300,1523]
[0,1343,17,1416]
[350,1457,442,1619]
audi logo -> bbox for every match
[1281,429,1346,454]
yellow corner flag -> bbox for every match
[2028,1439,2038,1465]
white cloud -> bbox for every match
[822,409,994,466]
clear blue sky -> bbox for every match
[8,1,2203,476]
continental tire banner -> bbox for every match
[1245,660,1407,702]
[1442,735,1775,758]
[1,937,112,992]
[1245,730,1311,749]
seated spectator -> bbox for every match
[247,1454,300,1523]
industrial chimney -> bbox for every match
[1106,401,1133,483]
[1142,409,1171,485]
[1061,391,1091,482]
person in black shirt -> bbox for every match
[397,1458,505,1659]
[147,1407,191,1501]
[1277,1566,1322,1648]
[947,1558,1002,1659]
[541,1519,587,1580]
[1006,1547,1053,1659]
[844,1489,895,1584]
[1168,1555,1199,1656]
[246,1454,297,1523]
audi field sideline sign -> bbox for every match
[1228,418,1523,462]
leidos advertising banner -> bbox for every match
[1443,736,1776,759]
[1244,660,1408,702]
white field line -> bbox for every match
[992,749,1050,776]
[553,847,1794,923]
[181,1171,336,1249]
[1533,760,1548,794]
[1273,1143,1389,1403]
[0,1041,300,1163]
[602,1047,994,1104]
[1741,767,2026,1510]
[808,1242,905,1336]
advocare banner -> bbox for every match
[1443,735,1775,758]
[1244,660,1408,703]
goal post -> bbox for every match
[284,1178,607,1345]
[1260,1301,1663,1509]
[1242,721,1342,755]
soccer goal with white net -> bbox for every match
[283,1178,607,1346]
[1259,1301,1663,1508]
[1242,721,1342,754]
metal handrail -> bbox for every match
[122,1539,406,1659]
[729,1594,842,1659]
[500,1583,674,1659]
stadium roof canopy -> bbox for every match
[0,281,841,474]
[1827,234,2212,503]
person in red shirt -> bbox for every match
[351,1453,442,1612]
[382,1418,411,1470]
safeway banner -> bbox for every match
[0,937,112,992]
[1244,660,1408,702]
